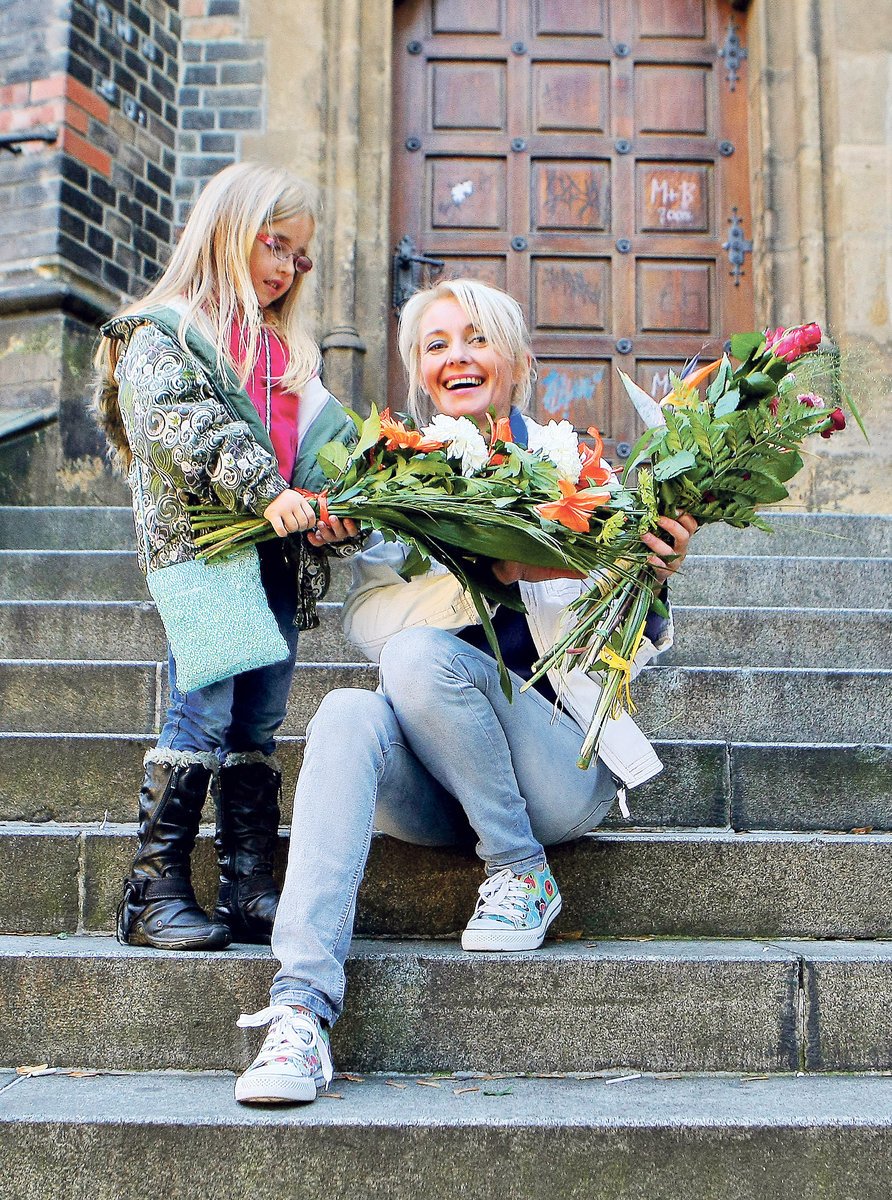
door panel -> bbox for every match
[390,0,754,461]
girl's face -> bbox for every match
[249,213,314,309]
[418,297,516,421]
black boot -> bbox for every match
[213,753,282,944]
[118,751,231,951]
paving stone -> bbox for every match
[674,554,892,609]
[0,662,158,733]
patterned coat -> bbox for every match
[99,305,356,629]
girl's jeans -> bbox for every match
[156,540,299,759]
[270,625,617,1026]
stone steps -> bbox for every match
[6,1071,892,1200]
[2,732,889,831]
[2,598,890,669]
[4,933,892,1074]
[2,657,888,742]
[4,548,890,609]
[6,823,892,941]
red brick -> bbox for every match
[30,74,66,103]
[10,100,64,131]
[61,126,111,177]
[0,83,30,107]
[64,76,110,124]
[63,100,89,135]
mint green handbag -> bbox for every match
[146,546,289,693]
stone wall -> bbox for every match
[748,0,891,513]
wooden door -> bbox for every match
[389,0,754,462]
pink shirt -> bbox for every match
[228,323,300,482]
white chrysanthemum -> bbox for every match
[526,419,582,483]
[422,413,489,476]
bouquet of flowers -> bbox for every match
[524,323,861,765]
[190,407,647,698]
[192,323,859,768]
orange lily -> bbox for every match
[536,480,611,534]
[379,409,444,453]
[578,444,611,488]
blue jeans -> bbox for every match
[156,540,299,759]
[270,625,617,1024]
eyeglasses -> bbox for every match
[256,233,313,274]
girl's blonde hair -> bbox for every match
[96,162,321,468]
[397,278,535,421]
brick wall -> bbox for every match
[176,0,265,226]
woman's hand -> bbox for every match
[492,561,587,585]
[263,489,318,536]
[641,513,698,584]
[307,515,360,548]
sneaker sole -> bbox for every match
[234,1072,318,1105]
[461,896,562,952]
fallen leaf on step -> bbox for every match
[416,1079,442,1088]
[605,1074,641,1085]
[320,1092,344,1100]
[453,1087,479,1095]
[340,1073,364,1083]
[740,1075,769,1083]
[850,827,874,834]
[483,1088,513,1097]
[16,1065,55,1077]
[385,1080,408,1089]
[67,1070,100,1079]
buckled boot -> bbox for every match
[213,752,282,944]
[118,750,231,951]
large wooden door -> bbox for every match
[389,0,754,461]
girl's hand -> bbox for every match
[492,561,587,585]
[307,515,359,548]
[263,489,318,536]
[641,513,698,584]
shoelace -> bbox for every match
[473,868,533,925]
[237,1004,334,1085]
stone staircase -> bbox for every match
[1,504,891,1198]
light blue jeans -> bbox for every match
[270,626,617,1025]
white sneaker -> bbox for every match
[461,863,562,952]
[234,1004,334,1104]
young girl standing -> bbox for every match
[95,162,357,953]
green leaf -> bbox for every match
[739,372,777,399]
[652,449,697,480]
[706,356,733,405]
[714,389,742,418]
[316,440,350,478]
[398,543,432,580]
[351,405,382,459]
[730,331,764,362]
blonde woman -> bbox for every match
[95,162,357,953]
[235,279,695,1104]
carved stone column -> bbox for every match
[318,0,367,407]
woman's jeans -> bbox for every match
[156,540,299,759]
[271,625,618,1025]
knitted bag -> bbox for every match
[146,546,289,692]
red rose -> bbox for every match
[765,323,822,363]
[820,407,846,439]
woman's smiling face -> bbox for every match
[418,297,515,420]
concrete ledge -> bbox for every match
[4,1073,892,1200]
[7,824,892,941]
[0,935,800,1074]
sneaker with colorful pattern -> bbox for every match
[234,1003,334,1104]
[461,862,562,951]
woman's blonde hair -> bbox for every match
[96,162,321,468]
[397,278,535,421]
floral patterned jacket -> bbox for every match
[100,305,357,629]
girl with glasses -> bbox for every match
[95,161,358,954]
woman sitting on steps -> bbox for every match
[234,278,696,1104]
